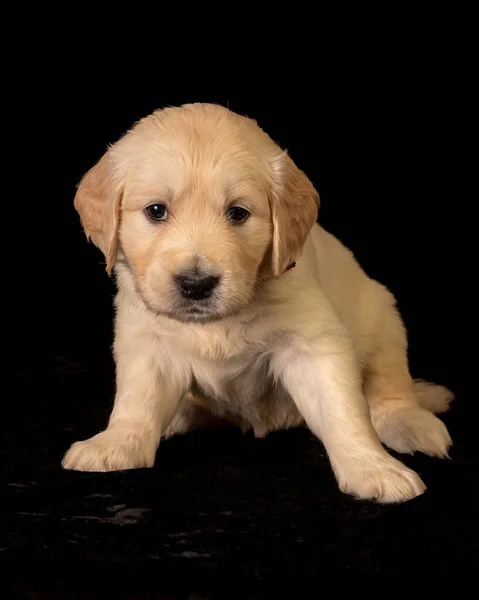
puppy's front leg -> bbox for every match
[62,339,189,472]
[272,331,426,503]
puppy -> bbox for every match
[63,103,453,503]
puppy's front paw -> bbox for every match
[374,405,452,457]
[62,429,157,472]
[335,454,426,503]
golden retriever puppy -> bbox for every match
[63,103,453,503]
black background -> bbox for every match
[4,23,478,599]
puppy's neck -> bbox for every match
[257,245,296,283]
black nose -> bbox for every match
[176,273,220,301]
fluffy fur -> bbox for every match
[63,103,453,503]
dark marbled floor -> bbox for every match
[2,358,478,599]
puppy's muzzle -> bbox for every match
[175,273,220,301]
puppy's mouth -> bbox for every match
[177,301,219,322]
[165,295,249,324]
[153,294,222,323]
[139,276,255,324]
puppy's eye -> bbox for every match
[145,204,168,222]
[227,206,250,224]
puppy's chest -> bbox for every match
[167,320,291,420]
[191,351,274,412]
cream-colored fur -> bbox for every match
[63,103,453,503]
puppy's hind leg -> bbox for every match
[364,323,453,458]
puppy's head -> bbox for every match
[74,103,319,322]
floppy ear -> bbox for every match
[74,150,122,274]
[269,151,320,278]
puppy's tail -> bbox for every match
[413,379,455,414]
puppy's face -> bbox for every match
[118,113,274,322]
[74,104,319,322]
